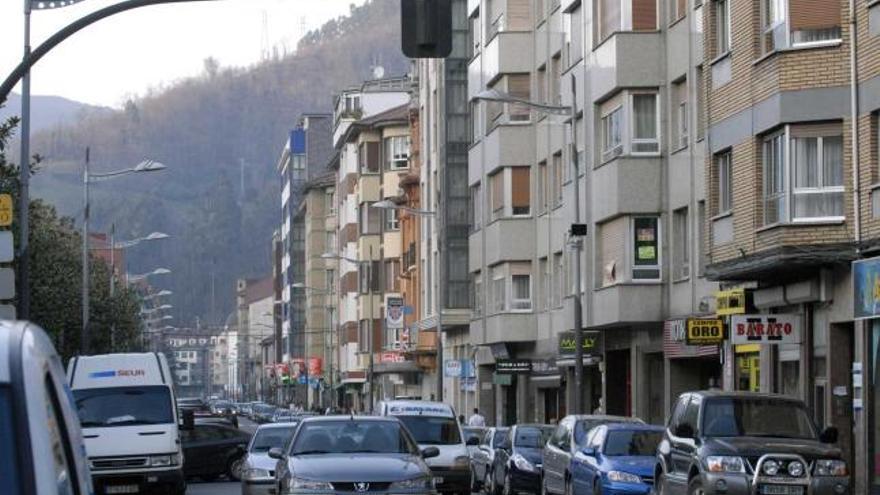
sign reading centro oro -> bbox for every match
[557,330,602,356]
[685,318,724,346]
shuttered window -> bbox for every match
[490,171,504,220]
[632,0,657,30]
[598,0,621,41]
[511,167,531,215]
[790,0,842,44]
[600,217,626,286]
[507,0,532,30]
[508,74,531,122]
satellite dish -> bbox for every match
[372,65,385,79]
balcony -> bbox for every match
[476,313,537,345]
[484,218,535,266]
[590,32,663,104]
[591,157,662,223]
[481,124,534,172]
[591,284,663,327]
[483,30,533,86]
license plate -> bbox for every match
[105,485,140,494]
[760,485,804,495]
[433,477,444,484]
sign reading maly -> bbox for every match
[730,314,802,345]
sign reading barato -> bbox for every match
[730,314,802,345]
[685,318,724,345]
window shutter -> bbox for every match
[790,0,841,30]
[491,171,505,213]
[600,0,621,38]
[600,217,626,285]
[677,0,687,18]
[507,0,531,30]
[511,167,530,210]
[632,0,657,30]
[367,141,380,172]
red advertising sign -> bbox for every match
[380,351,406,363]
[308,357,323,377]
[730,314,802,345]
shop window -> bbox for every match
[762,124,844,225]
[632,217,661,281]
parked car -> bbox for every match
[271,415,440,495]
[542,415,645,495]
[464,426,488,491]
[241,422,301,495]
[0,321,95,495]
[491,424,554,495]
[569,423,663,494]
[181,421,251,481]
[273,408,299,423]
[210,399,235,415]
[655,390,849,495]
[472,427,510,493]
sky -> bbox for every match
[0,0,365,108]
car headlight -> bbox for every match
[390,476,434,490]
[244,468,273,481]
[290,478,334,491]
[814,459,847,477]
[762,459,780,476]
[606,471,642,483]
[453,455,471,468]
[706,456,745,473]
[787,461,805,477]
[512,454,537,473]
[150,455,179,467]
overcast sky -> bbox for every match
[0,0,364,108]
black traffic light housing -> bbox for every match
[401,0,453,58]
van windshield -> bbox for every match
[396,415,462,445]
[74,386,174,427]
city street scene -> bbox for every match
[1,0,880,494]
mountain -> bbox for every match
[0,92,108,132]
[24,0,408,327]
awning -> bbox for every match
[340,377,367,384]
[556,356,602,367]
[531,375,562,388]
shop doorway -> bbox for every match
[828,323,853,475]
[735,345,761,392]
[503,378,518,426]
[644,352,664,425]
[606,349,631,416]
[542,386,566,424]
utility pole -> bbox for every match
[570,74,586,415]
[18,0,32,320]
[81,147,91,355]
[110,223,116,349]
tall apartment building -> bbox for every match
[466,0,715,425]
[277,113,333,404]
[702,0,880,489]
[331,77,411,411]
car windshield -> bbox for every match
[574,418,640,447]
[701,397,817,439]
[250,426,298,452]
[396,416,462,445]
[514,426,554,448]
[603,430,663,456]
[463,427,485,444]
[74,386,174,427]
[290,420,418,455]
[493,428,510,446]
[0,387,19,494]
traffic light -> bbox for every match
[401,0,452,58]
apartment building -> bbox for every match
[331,77,411,411]
[297,172,338,407]
[466,0,715,425]
[701,0,880,489]
[277,113,333,404]
[235,276,275,401]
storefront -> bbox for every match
[663,318,722,413]
[531,358,564,423]
[556,330,603,415]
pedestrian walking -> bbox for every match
[467,408,486,427]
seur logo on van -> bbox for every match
[88,369,146,378]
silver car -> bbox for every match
[270,415,440,495]
[241,422,301,495]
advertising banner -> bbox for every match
[558,331,602,357]
[730,314,802,345]
[854,257,880,319]
[685,318,725,345]
[386,296,405,329]
[496,359,532,374]
[444,359,462,377]
[307,357,323,377]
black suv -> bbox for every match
[655,391,849,495]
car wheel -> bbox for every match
[227,454,245,481]
[687,477,705,495]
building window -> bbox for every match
[537,66,547,105]
[717,151,732,214]
[602,106,624,161]
[715,0,730,55]
[326,231,337,253]
[511,273,532,311]
[469,12,481,59]
[567,5,584,65]
[326,189,336,215]
[537,257,547,311]
[537,161,548,214]
[490,170,504,221]
[790,0,841,45]
[673,79,688,149]
[489,167,531,220]
[633,217,661,281]
[508,74,532,122]
[470,183,483,232]
[696,65,705,140]
[325,269,336,295]
[536,0,545,23]
[359,202,382,234]
[470,101,482,144]
[359,141,380,174]
[552,154,564,207]
[473,272,483,317]
[551,55,562,106]
[384,136,410,170]
[792,134,843,219]
[385,260,401,293]
[631,93,660,154]
[671,0,687,23]
[385,208,400,231]
[673,207,690,280]
[553,253,564,308]
[491,267,506,313]
[763,132,786,225]
[697,200,707,276]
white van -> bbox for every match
[377,400,475,495]
[67,352,186,495]
[0,321,94,495]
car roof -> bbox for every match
[603,423,664,432]
[563,414,644,423]
[257,422,300,430]
[301,415,398,424]
[691,390,806,402]
[513,423,554,430]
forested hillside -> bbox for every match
[25,0,408,326]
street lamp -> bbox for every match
[371,200,444,402]
[141,304,173,314]
[474,75,588,414]
[81,150,167,355]
[143,289,173,300]
[112,231,170,249]
[128,267,172,283]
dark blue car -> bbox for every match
[569,424,663,495]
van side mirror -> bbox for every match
[180,410,195,431]
[674,423,694,439]
[581,447,596,457]
[467,436,480,446]
[400,0,452,58]
[268,447,285,460]
[819,426,839,444]
[421,447,441,459]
